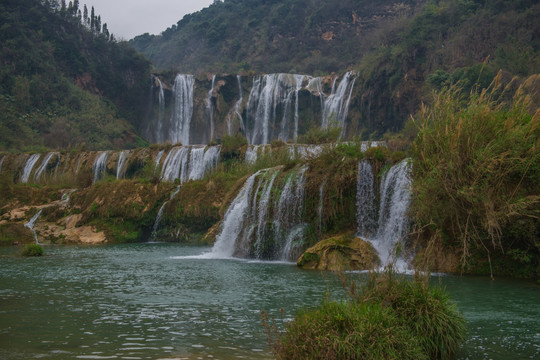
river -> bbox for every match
[0,244,538,359]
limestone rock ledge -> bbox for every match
[297,234,379,271]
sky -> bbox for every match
[82,0,214,40]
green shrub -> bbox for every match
[359,271,466,360]
[221,134,248,161]
[297,126,341,144]
[268,269,466,360]
[272,301,426,360]
[412,76,540,277]
[22,243,44,257]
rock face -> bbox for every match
[297,234,379,271]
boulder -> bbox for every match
[298,234,379,271]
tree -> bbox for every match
[83,4,88,26]
[102,23,110,39]
[90,6,95,32]
[96,15,101,33]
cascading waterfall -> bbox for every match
[34,152,56,181]
[322,71,356,134]
[356,160,377,238]
[230,75,244,135]
[154,77,166,143]
[188,147,206,181]
[161,146,221,183]
[116,151,129,179]
[21,154,41,183]
[202,146,221,175]
[245,145,261,164]
[151,185,182,241]
[170,74,194,145]
[293,74,304,140]
[356,159,412,269]
[54,153,61,176]
[160,147,190,183]
[206,75,216,141]
[209,166,308,261]
[209,171,260,258]
[246,74,306,144]
[275,166,307,260]
[0,156,5,173]
[24,209,43,244]
[155,150,165,170]
[92,151,108,183]
[252,170,279,258]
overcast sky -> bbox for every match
[82,0,214,40]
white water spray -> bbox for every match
[21,154,41,183]
[170,74,194,145]
[34,152,56,181]
[116,151,129,179]
[92,152,108,183]
[24,209,43,244]
[322,71,356,135]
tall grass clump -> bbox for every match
[266,269,466,360]
[412,74,540,277]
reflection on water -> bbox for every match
[0,244,538,359]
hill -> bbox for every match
[0,0,151,152]
[132,0,540,138]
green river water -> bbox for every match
[0,243,538,359]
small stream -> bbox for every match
[0,244,538,359]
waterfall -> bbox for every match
[54,153,61,176]
[355,159,412,269]
[188,147,206,181]
[155,77,166,143]
[226,76,244,136]
[24,209,43,244]
[93,151,108,183]
[322,71,356,134]
[209,171,260,258]
[61,190,76,204]
[155,150,165,172]
[245,145,260,164]
[0,156,5,173]
[206,75,216,141]
[116,151,129,179]
[151,185,182,241]
[253,170,279,258]
[160,147,190,183]
[210,166,307,261]
[33,152,56,181]
[21,154,41,183]
[246,74,306,144]
[293,74,304,140]
[275,166,307,260]
[202,146,221,175]
[356,160,377,238]
[170,74,194,145]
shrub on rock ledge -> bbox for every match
[22,244,44,257]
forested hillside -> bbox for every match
[132,0,540,137]
[0,0,151,152]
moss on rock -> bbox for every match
[297,234,379,271]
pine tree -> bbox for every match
[83,5,88,26]
[102,23,110,39]
[90,6,95,32]
[60,0,66,14]
[96,15,101,33]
